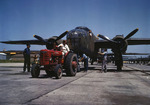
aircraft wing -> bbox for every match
[127,38,150,45]
[0,39,45,45]
[123,53,150,55]
[0,50,40,54]
[107,52,150,56]
[95,38,150,49]
[94,40,112,49]
[0,36,64,45]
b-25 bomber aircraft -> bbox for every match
[1,26,150,71]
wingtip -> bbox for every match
[0,41,5,43]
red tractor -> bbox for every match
[31,49,79,79]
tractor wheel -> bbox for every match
[65,53,78,76]
[54,64,62,79]
[31,64,40,78]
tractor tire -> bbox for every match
[65,53,78,76]
[54,64,62,79]
[31,64,40,78]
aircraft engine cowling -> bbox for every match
[46,37,62,50]
[112,35,128,53]
[45,38,55,50]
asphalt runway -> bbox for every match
[0,63,150,105]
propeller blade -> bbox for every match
[124,28,139,40]
[33,35,47,43]
[55,31,68,41]
[97,34,116,43]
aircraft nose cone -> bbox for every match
[67,32,80,51]
[67,31,79,39]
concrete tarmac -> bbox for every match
[0,63,150,105]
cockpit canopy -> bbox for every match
[75,26,91,32]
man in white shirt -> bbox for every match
[98,48,107,73]
[58,40,70,56]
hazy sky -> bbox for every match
[0,0,150,53]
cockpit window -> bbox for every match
[67,27,88,39]
[75,26,90,32]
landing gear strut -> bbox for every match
[114,51,123,71]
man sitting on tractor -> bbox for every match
[58,40,70,56]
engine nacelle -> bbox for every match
[112,35,128,53]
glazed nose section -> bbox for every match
[67,31,79,39]
[67,32,80,50]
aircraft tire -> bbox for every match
[91,59,94,65]
[117,65,122,71]
[65,53,78,76]
[31,64,40,78]
[54,64,62,79]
